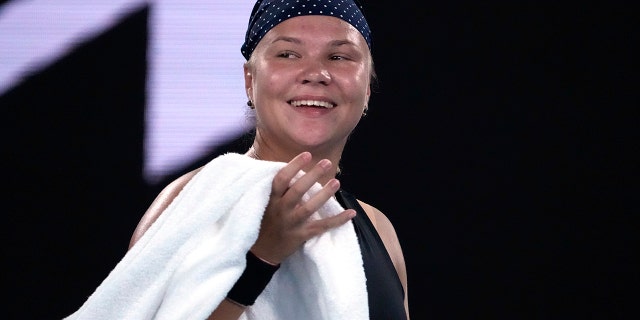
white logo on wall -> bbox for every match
[0,0,253,184]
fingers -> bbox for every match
[272,152,336,210]
[303,178,340,210]
[306,208,357,238]
[285,158,332,201]
[285,170,356,240]
[300,178,357,235]
[256,152,356,263]
[273,153,354,227]
[271,152,312,197]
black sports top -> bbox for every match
[336,189,407,320]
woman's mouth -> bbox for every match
[289,100,336,108]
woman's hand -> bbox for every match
[250,152,356,265]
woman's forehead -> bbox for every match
[263,16,364,43]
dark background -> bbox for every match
[2,2,636,319]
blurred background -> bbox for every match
[2,1,636,319]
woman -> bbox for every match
[129,0,409,319]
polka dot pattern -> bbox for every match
[241,0,372,60]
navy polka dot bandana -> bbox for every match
[241,0,372,60]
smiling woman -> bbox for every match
[64,1,410,319]
[244,14,372,155]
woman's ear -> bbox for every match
[243,64,253,101]
[365,84,371,105]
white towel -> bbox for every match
[64,152,368,320]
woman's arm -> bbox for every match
[359,201,411,319]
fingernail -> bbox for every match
[319,159,331,169]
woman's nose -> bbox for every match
[299,60,332,85]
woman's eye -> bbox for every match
[278,51,296,58]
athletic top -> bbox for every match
[336,189,407,320]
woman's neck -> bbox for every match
[246,144,342,184]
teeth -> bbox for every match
[290,100,335,108]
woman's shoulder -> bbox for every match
[128,167,203,248]
[158,167,203,200]
[356,199,395,234]
[356,199,405,268]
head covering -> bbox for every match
[241,0,372,60]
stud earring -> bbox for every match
[247,100,254,109]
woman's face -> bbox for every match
[245,15,372,152]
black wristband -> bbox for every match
[226,251,280,307]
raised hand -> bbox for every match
[249,152,357,265]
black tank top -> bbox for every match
[336,189,407,320]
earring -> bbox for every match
[247,100,254,109]
[362,107,368,117]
